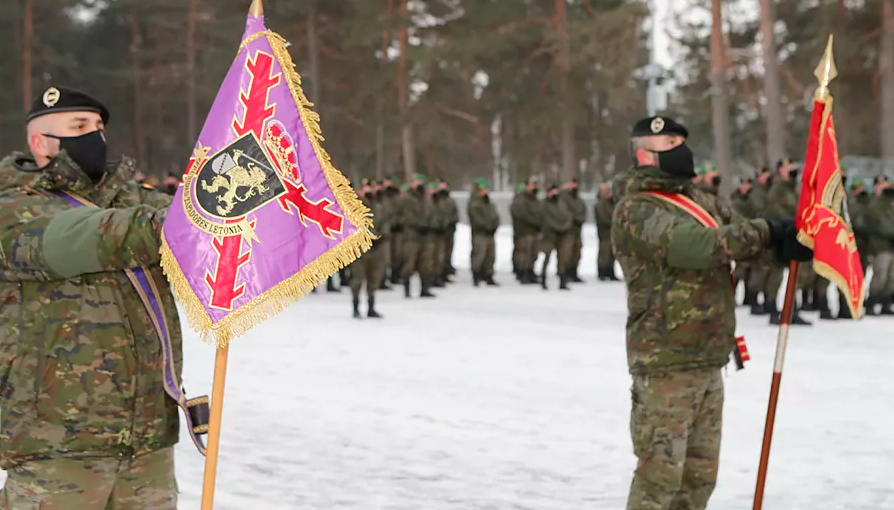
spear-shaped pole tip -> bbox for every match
[249,0,264,17]
[814,35,837,99]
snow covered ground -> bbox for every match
[8,225,894,509]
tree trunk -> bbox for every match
[555,0,575,181]
[759,0,785,168]
[307,2,321,108]
[710,0,733,193]
[22,0,33,112]
[398,0,416,180]
[187,0,198,142]
[376,0,394,180]
[131,6,145,168]
[882,0,894,172]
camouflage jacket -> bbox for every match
[0,151,180,468]
[747,181,771,218]
[444,195,459,233]
[468,193,500,235]
[594,196,614,239]
[398,190,433,236]
[541,196,573,241]
[766,178,799,218]
[367,194,391,240]
[847,191,871,256]
[611,166,770,374]
[560,191,587,228]
[510,192,542,237]
[694,180,719,196]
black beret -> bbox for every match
[28,86,110,125]
[630,116,688,139]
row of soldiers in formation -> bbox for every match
[714,158,894,323]
[334,174,611,318]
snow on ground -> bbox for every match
[5,225,894,509]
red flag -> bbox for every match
[795,94,864,318]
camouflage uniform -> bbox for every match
[468,191,501,285]
[351,193,389,317]
[443,190,459,276]
[765,176,812,324]
[431,189,455,284]
[561,188,588,282]
[540,192,574,290]
[511,189,542,284]
[0,152,181,508]
[594,193,616,280]
[729,186,756,305]
[867,189,894,314]
[510,186,525,278]
[611,166,771,510]
[745,177,773,314]
[839,186,871,318]
[385,186,403,285]
[399,186,436,297]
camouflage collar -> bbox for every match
[1,151,138,200]
[615,166,690,199]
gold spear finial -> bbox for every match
[814,35,837,99]
[249,0,264,17]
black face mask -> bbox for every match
[655,143,695,178]
[789,169,799,182]
[45,130,108,183]
[547,194,559,202]
[165,184,177,195]
[710,175,721,187]
[414,184,424,192]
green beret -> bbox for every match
[630,116,688,139]
[475,178,490,189]
[412,173,427,183]
[28,86,110,125]
[514,183,525,193]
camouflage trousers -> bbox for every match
[471,234,496,277]
[597,233,614,271]
[869,251,894,298]
[0,448,176,510]
[390,231,404,278]
[350,244,387,298]
[627,369,722,510]
[569,227,583,271]
[401,233,429,280]
[433,232,449,277]
[513,234,538,273]
[767,262,815,302]
[445,229,456,271]
[540,231,575,274]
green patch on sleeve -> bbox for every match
[43,208,104,278]
[667,222,716,270]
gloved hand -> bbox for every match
[765,218,814,263]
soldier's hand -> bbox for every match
[765,218,813,263]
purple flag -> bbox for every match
[161,11,372,345]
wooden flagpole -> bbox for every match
[201,344,230,510]
[752,261,799,510]
[753,36,837,510]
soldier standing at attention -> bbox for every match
[468,178,500,286]
[561,178,588,283]
[866,176,894,315]
[747,166,774,315]
[0,87,191,508]
[765,158,812,325]
[840,178,871,318]
[730,177,757,306]
[427,182,449,288]
[350,181,388,318]
[540,183,574,290]
[512,178,542,285]
[383,176,403,286]
[612,116,812,510]
[399,174,436,298]
[595,182,619,281]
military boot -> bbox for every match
[743,289,758,308]
[570,269,584,284]
[473,272,482,287]
[751,297,770,316]
[420,278,436,298]
[559,273,571,291]
[541,273,548,290]
[767,299,781,324]
[523,270,538,285]
[837,294,853,319]
[880,297,894,315]
[485,275,499,287]
[379,278,392,291]
[443,273,454,284]
[391,272,402,285]
[352,296,361,319]
[327,277,341,293]
[403,277,412,299]
[367,297,382,319]
[608,271,621,282]
[432,275,446,288]
[817,295,835,320]
[801,289,817,312]
[447,265,456,276]
[597,267,607,281]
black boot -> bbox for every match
[865,296,879,316]
[379,278,392,291]
[818,295,835,320]
[523,270,538,285]
[801,289,816,312]
[403,277,411,299]
[559,273,571,291]
[791,305,813,326]
[473,272,481,287]
[443,273,454,284]
[339,269,350,288]
[447,265,456,276]
[570,269,584,283]
[541,273,548,290]
[608,270,621,282]
[391,271,402,285]
[768,300,781,324]
[485,275,499,287]
[743,289,757,308]
[597,267,607,281]
[327,277,341,293]
[352,295,361,319]
[751,296,769,316]
[420,278,436,298]
[880,297,894,315]
[837,294,853,319]
[432,275,445,288]
[367,296,382,318]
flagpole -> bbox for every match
[752,261,798,510]
[753,35,837,510]
[201,343,231,510]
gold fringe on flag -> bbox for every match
[159,29,374,348]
